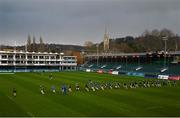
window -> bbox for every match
[51,56,55,59]
[56,55,60,59]
[27,61,32,64]
[33,56,38,59]
[2,55,7,59]
[15,61,20,64]
[28,55,32,59]
[50,61,55,64]
[8,61,13,64]
[15,55,20,58]
[39,56,44,59]
[45,56,49,59]
[39,61,44,64]
[21,61,25,64]
[64,57,67,59]
[21,55,26,59]
[34,61,38,64]
[1,61,7,64]
[8,55,13,59]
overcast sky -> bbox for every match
[0,0,180,46]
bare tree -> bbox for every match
[27,35,31,52]
[84,41,94,47]
[151,29,160,36]
[32,36,36,52]
[39,36,45,52]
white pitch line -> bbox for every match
[27,112,34,117]
[7,96,34,117]
[146,106,163,110]
[0,73,15,75]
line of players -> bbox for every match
[39,79,177,95]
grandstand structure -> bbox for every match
[83,51,180,75]
[0,51,77,72]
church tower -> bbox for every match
[103,28,110,52]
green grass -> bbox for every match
[0,71,180,117]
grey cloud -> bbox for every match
[0,0,180,45]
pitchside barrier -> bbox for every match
[158,75,169,80]
[168,76,180,80]
[118,71,127,75]
[97,69,103,74]
[144,74,158,79]
[108,69,113,74]
[0,72,15,74]
[157,75,180,80]
[0,70,13,73]
[112,71,119,75]
[85,68,180,81]
[86,69,91,72]
[126,72,145,77]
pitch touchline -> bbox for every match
[0,73,15,75]
[27,112,34,117]
[7,96,34,117]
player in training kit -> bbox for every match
[85,84,89,92]
[123,83,128,89]
[68,85,72,92]
[62,85,67,95]
[40,85,45,95]
[49,73,53,80]
[51,85,56,94]
[13,88,17,97]
[172,80,177,86]
[76,83,80,91]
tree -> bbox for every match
[142,29,150,37]
[39,36,45,52]
[109,29,178,52]
[84,41,95,52]
[27,35,31,52]
[32,36,36,52]
[160,28,175,37]
[151,29,160,36]
[84,41,94,47]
